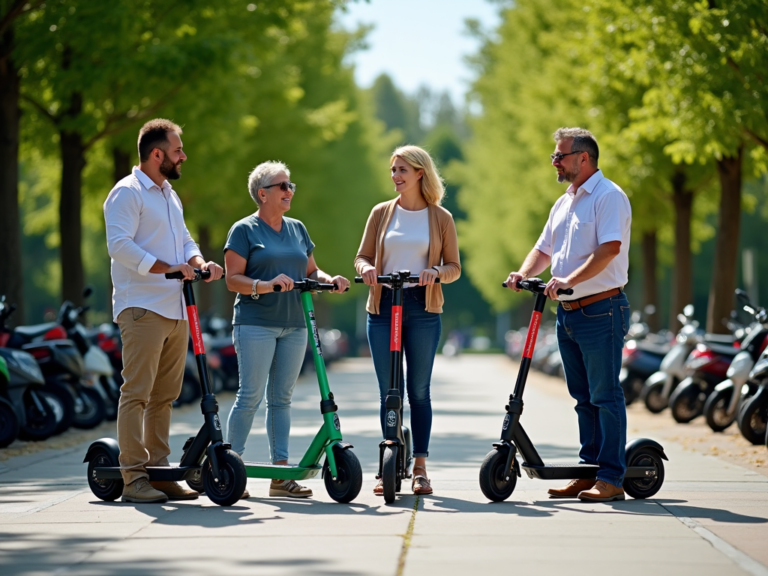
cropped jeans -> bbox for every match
[556,292,631,487]
[226,324,307,462]
[367,286,441,458]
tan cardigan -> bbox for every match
[354,198,461,314]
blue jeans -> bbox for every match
[226,324,307,461]
[556,292,631,487]
[367,286,441,457]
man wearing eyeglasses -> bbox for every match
[104,119,224,504]
[505,127,632,502]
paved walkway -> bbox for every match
[1,355,767,576]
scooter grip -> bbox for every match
[165,268,212,281]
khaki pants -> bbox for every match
[116,307,188,485]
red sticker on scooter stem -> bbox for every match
[522,311,542,359]
[390,305,403,351]
[187,305,205,355]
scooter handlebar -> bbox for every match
[164,269,213,282]
[502,278,573,296]
[354,275,441,284]
[273,280,349,293]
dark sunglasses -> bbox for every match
[550,150,584,162]
[263,181,296,193]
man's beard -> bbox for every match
[159,155,182,180]
[557,163,581,184]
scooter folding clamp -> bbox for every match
[320,398,338,414]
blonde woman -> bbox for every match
[355,145,461,495]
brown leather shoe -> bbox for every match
[122,478,168,503]
[150,481,199,501]
[547,478,595,499]
[578,480,625,502]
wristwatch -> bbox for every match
[251,279,260,300]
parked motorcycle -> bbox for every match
[737,351,768,445]
[703,291,768,432]
[620,336,671,406]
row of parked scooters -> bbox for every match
[505,289,768,451]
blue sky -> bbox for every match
[336,0,502,104]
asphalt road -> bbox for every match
[1,355,767,576]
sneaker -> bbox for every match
[578,480,625,502]
[269,479,312,498]
[122,478,169,503]
[150,481,198,501]
[373,478,384,496]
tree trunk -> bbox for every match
[112,147,131,184]
[196,225,213,315]
[707,149,743,334]
[59,103,86,305]
[670,172,694,331]
[641,230,659,332]
[0,26,24,324]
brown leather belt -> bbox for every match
[560,288,622,311]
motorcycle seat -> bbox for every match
[703,334,737,345]
[706,342,741,356]
[635,342,672,356]
[12,322,59,341]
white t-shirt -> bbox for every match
[534,170,631,301]
[382,205,430,283]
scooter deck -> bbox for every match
[522,463,657,480]
[93,465,199,482]
[243,462,322,480]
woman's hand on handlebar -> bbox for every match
[329,275,350,293]
[419,268,439,286]
[544,276,573,300]
[267,274,294,292]
[360,266,378,286]
[167,263,196,281]
[505,272,525,292]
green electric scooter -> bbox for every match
[230,278,363,503]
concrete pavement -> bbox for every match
[1,355,767,576]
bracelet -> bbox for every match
[250,279,260,300]
[431,266,440,276]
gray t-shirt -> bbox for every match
[224,214,315,327]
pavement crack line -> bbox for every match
[658,502,768,576]
[396,496,420,576]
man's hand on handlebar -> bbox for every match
[268,274,294,293]
[360,265,378,286]
[419,268,439,286]
[544,276,573,300]
[167,263,196,281]
[329,275,350,293]
[505,272,526,292]
[200,261,224,282]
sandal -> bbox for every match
[412,466,433,495]
[373,478,384,496]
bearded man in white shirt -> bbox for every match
[506,127,632,502]
[104,119,223,503]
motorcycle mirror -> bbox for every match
[683,304,694,317]
[677,313,687,325]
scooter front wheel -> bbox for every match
[382,445,398,504]
[203,449,247,506]
[479,448,517,502]
[324,448,363,503]
[670,384,704,424]
[738,394,768,445]
[704,387,735,432]
[642,381,667,414]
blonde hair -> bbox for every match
[390,145,445,206]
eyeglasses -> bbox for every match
[263,181,296,193]
[550,151,584,162]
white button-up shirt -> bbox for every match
[104,167,202,321]
[534,170,631,301]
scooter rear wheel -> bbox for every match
[642,382,667,414]
[704,388,735,432]
[670,385,704,424]
[202,449,247,506]
[479,448,517,502]
[87,448,124,501]
[186,463,205,494]
[382,445,398,504]
[0,397,19,448]
[324,448,363,503]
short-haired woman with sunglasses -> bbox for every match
[224,160,350,499]
[355,145,461,496]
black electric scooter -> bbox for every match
[83,269,247,506]
[354,271,439,504]
[478,279,668,502]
